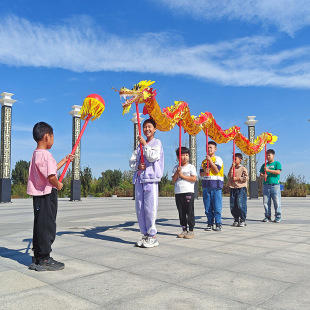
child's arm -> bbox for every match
[179,165,197,182]
[228,164,234,179]
[179,172,197,182]
[137,136,161,162]
[205,155,220,174]
[48,174,63,190]
[129,150,146,171]
[172,167,179,183]
[237,167,248,184]
[57,154,75,171]
[265,167,281,175]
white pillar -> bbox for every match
[0,92,17,203]
[245,116,258,199]
[69,105,82,201]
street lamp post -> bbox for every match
[189,134,198,199]
[69,105,82,201]
[130,113,144,200]
[245,116,258,199]
[0,92,16,203]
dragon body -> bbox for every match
[116,80,277,156]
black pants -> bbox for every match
[32,189,58,259]
[175,193,195,231]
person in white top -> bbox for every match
[172,147,197,239]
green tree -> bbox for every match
[80,166,92,197]
[102,169,122,189]
[12,160,30,185]
[57,168,71,198]
[282,173,307,197]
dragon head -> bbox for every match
[115,80,156,115]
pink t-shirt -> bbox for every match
[27,149,57,196]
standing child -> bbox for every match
[129,118,164,248]
[172,147,197,239]
[27,122,74,271]
[259,149,282,222]
[200,141,224,231]
[228,153,248,227]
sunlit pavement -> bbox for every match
[1,196,310,309]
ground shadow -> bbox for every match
[0,241,32,267]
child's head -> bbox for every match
[234,153,243,165]
[266,149,275,162]
[142,118,156,141]
[208,141,217,156]
[176,146,190,166]
[33,122,54,149]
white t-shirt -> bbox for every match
[172,164,197,194]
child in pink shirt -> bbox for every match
[27,122,73,271]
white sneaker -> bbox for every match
[136,235,147,247]
[177,230,188,238]
[142,236,159,248]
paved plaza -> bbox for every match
[1,196,310,309]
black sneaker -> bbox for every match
[262,217,272,222]
[35,257,65,271]
[213,224,222,231]
[28,256,38,270]
[204,224,213,231]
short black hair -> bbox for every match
[208,141,217,147]
[176,146,190,157]
[143,118,156,128]
[235,153,243,160]
[266,149,275,155]
[33,122,53,142]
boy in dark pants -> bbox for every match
[27,122,74,271]
[228,153,248,227]
[172,147,197,239]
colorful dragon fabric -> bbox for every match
[115,80,277,156]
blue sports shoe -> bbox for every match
[274,218,282,223]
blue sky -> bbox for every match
[0,0,309,181]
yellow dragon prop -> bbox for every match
[114,80,277,156]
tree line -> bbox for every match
[11,160,310,198]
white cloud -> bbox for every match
[12,125,33,132]
[155,0,310,35]
[0,15,310,88]
[33,97,48,103]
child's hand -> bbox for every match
[204,168,210,175]
[205,155,211,162]
[56,182,63,191]
[137,135,147,146]
[138,163,146,170]
[233,177,239,182]
[231,162,235,167]
[177,166,182,173]
[66,154,75,162]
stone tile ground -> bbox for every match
[1,197,310,309]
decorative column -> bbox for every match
[130,113,144,200]
[189,134,198,199]
[245,116,258,199]
[69,105,82,201]
[0,93,16,203]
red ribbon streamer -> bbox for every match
[233,139,236,177]
[59,113,91,183]
[178,121,182,166]
[136,102,144,164]
[206,128,209,176]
